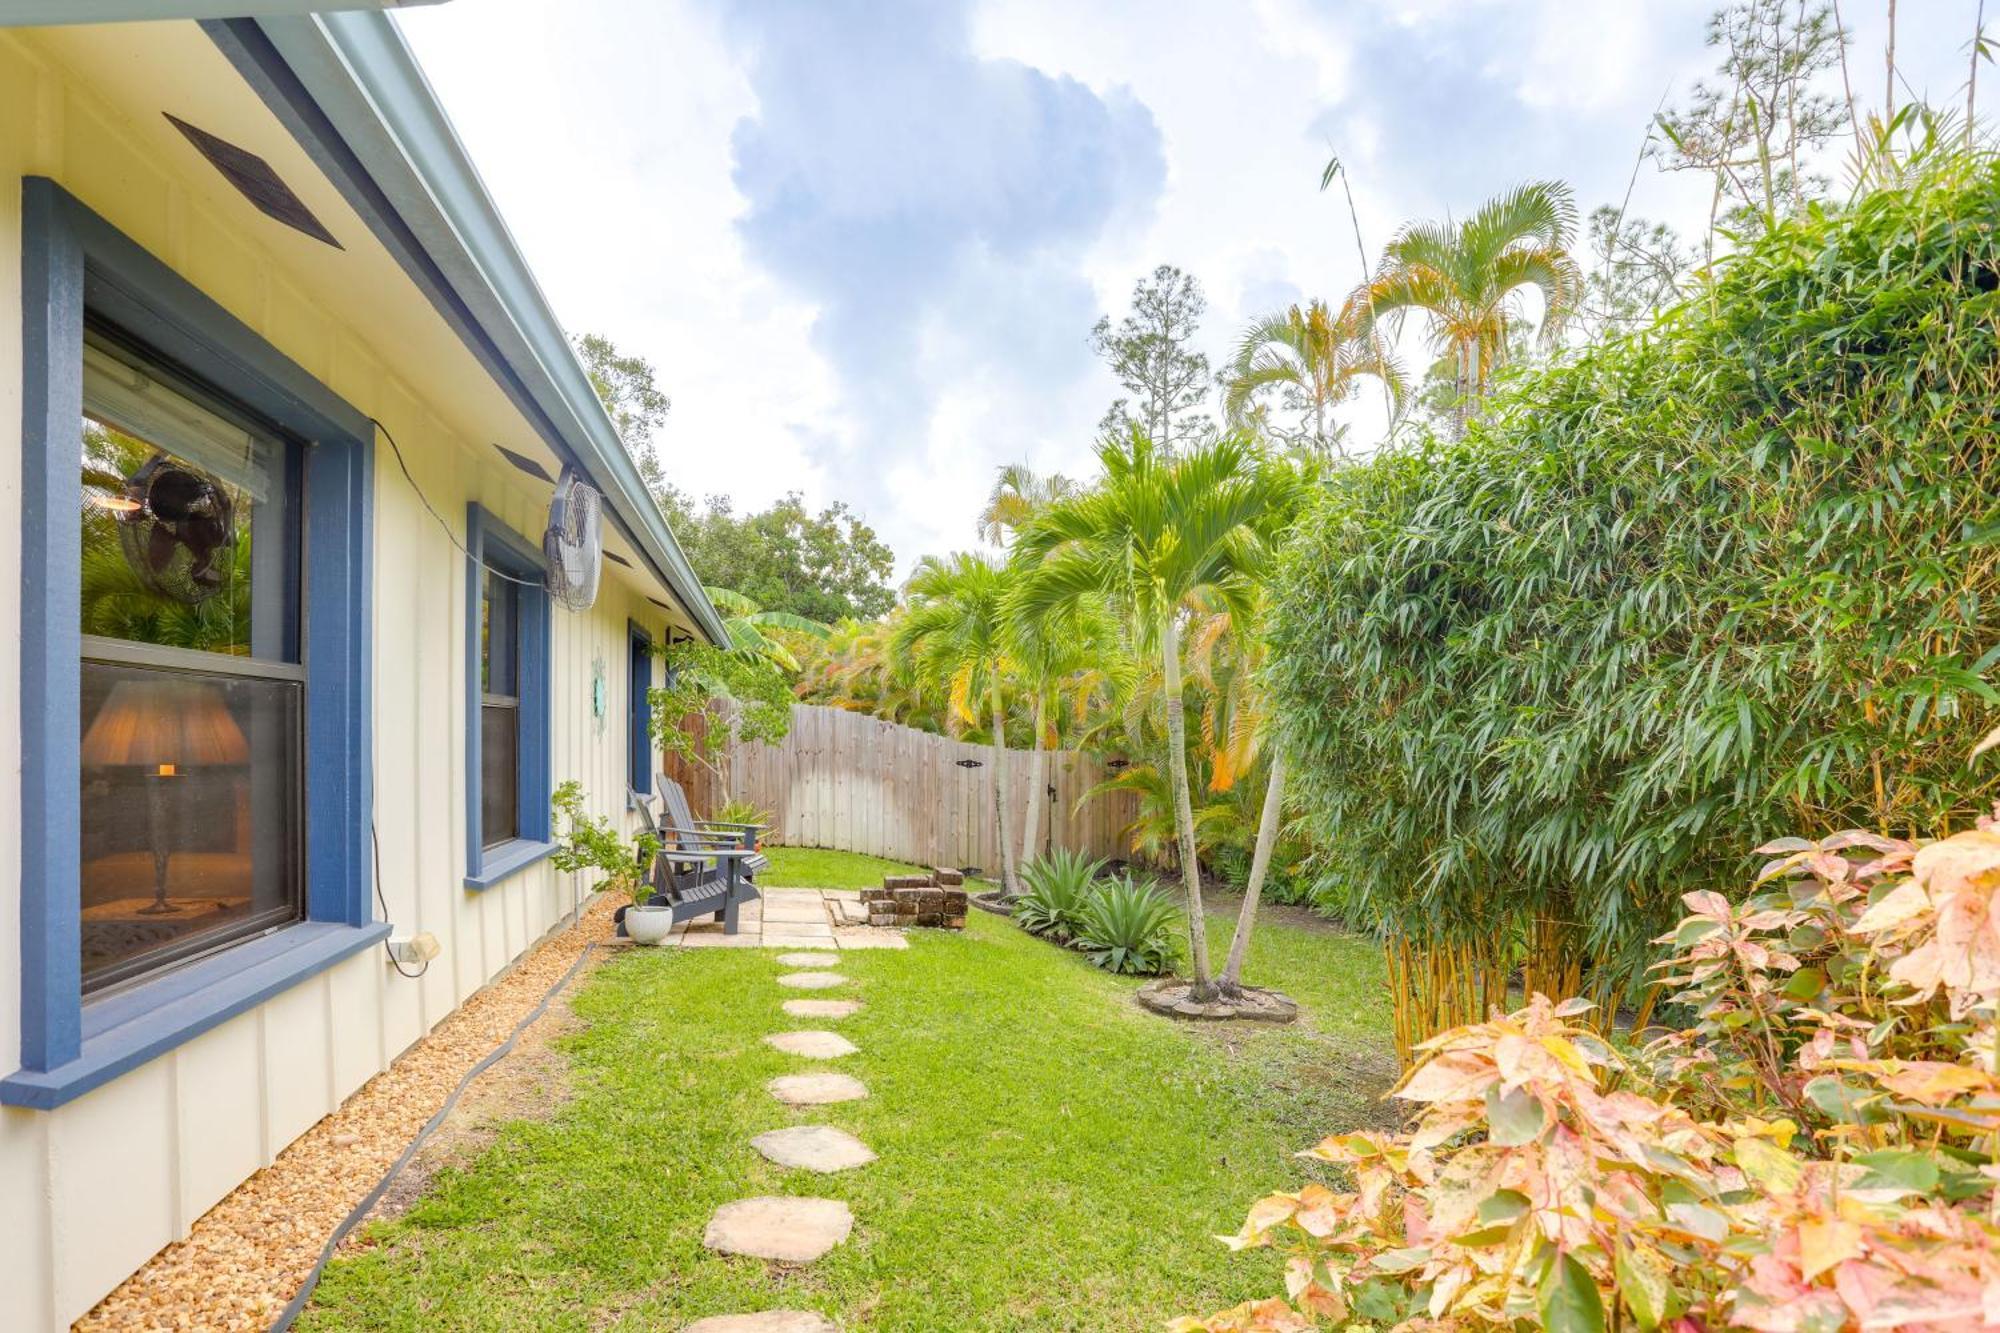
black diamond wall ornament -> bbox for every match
[166,113,341,249]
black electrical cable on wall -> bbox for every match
[369,416,544,588]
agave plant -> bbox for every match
[1076,876,1183,976]
[1012,847,1104,943]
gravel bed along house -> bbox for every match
[75,894,620,1331]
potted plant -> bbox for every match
[550,781,666,943]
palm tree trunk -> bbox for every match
[1160,613,1213,996]
[1221,751,1285,994]
[1021,693,1046,866]
[990,673,1022,898]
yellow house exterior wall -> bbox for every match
[0,27,672,1328]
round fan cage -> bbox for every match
[543,469,603,612]
[116,453,237,606]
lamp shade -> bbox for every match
[81,678,250,768]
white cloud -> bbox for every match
[398,0,1989,574]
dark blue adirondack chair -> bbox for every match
[628,778,767,933]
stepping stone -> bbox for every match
[764,1030,858,1060]
[703,1196,852,1263]
[750,1124,876,1173]
[777,971,848,990]
[763,933,835,949]
[765,901,831,923]
[768,1072,868,1105]
[776,952,840,967]
[684,1314,839,1333]
[783,999,862,1019]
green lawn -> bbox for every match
[301,857,1395,1331]
[758,845,930,889]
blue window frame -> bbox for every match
[628,621,653,796]
[4,179,382,1111]
[463,505,552,888]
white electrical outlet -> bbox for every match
[387,932,441,965]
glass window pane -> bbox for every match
[79,338,299,662]
[482,702,519,847]
[79,662,302,992]
[483,569,518,698]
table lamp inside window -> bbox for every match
[79,678,248,915]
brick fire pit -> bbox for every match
[859,868,969,929]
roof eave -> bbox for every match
[202,11,729,647]
[1,0,448,26]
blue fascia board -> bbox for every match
[204,12,730,650]
[1,1,448,28]
[1,922,390,1110]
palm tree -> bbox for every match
[1187,591,1295,995]
[893,553,1023,897]
[1005,593,1119,866]
[1222,297,1404,457]
[705,585,830,672]
[1357,180,1583,433]
[978,464,1079,547]
[1011,427,1294,1000]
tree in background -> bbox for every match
[1006,593,1123,867]
[1012,428,1295,1001]
[1573,205,1696,343]
[1091,264,1214,454]
[1357,180,1583,435]
[574,331,672,494]
[1222,297,1405,459]
[794,611,951,736]
[978,463,1079,547]
[659,488,897,624]
[575,332,899,624]
[893,553,1024,897]
[1183,454,1308,995]
[703,585,831,673]
[649,640,793,805]
[1655,0,1848,240]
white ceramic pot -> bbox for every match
[623,905,676,946]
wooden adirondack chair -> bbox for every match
[628,780,766,933]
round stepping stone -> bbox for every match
[783,999,862,1019]
[768,1072,868,1105]
[764,1030,858,1060]
[750,1124,876,1173]
[684,1314,838,1333]
[776,971,848,990]
[775,952,840,967]
[703,1196,853,1263]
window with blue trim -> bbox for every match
[5,179,380,1111]
[628,622,653,795]
[78,334,307,993]
[463,506,552,887]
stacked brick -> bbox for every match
[860,867,968,929]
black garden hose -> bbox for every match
[267,940,598,1331]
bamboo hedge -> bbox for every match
[1269,152,2000,1051]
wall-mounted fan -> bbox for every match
[543,467,603,612]
[115,452,237,605]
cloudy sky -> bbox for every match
[398,1,1978,572]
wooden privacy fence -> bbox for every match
[665,704,1138,872]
